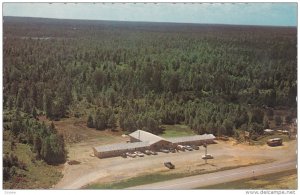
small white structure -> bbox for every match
[264,129,274,135]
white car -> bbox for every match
[177,145,185,151]
[184,145,193,151]
[202,154,213,159]
[126,152,136,158]
[144,150,152,155]
[134,151,144,157]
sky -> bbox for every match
[3,2,297,26]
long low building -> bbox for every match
[93,130,216,158]
[168,134,216,146]
[93,141,150,158]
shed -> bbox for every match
[264,129,274,135]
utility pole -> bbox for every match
[203,142,207,164]
[138,130,140,141]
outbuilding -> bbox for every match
[264,129,275,135]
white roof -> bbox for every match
[129,130,167,144]
[93,141,150,153]
[94,132,216,153]
[264,129,274,132]
[167,134,216,144]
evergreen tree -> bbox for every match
[87,114,94,128]
[94,110,106,130]
[33,135,42,158]
[275,116,283,126]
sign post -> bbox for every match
[203,142,207,164]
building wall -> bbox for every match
[94,146,150,159]
[94,137,216,158]
[150,140,174,151]
[129,136,140,143]
[93,147,100,158]
[173,139,215,146]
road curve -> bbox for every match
[127,159,297,190]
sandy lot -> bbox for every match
[48,117,296,189]
[53,134,296,189]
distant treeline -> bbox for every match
[3,17,297,138]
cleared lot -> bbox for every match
[54,139,296,189]
[49,117,296,189]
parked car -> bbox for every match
[134,151,144,157]
[184,145,193,151]
[126,152,136,158]
[169,148,176,153]
[120,153,127,158]
[267,138,283,147]
[191,145,199,150]
[160,148,169,153]
[202,154,214,159]
[150,150,158,155]
[144,150,152,155]
[177,145,185,151]
[164,162,175,169]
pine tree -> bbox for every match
[87,114,94,128]
[32,107,37,119]
[33,135,42,158]
[94,110,106,130]
[107,115,117,130]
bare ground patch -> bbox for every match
[46,116,296,189]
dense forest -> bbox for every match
[3,17,297,174]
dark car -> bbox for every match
[191,145,199,150]
[164,162,175,169]
[120,153,127,158]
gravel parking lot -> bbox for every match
[54,139,296,189]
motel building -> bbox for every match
[93,130,216,158]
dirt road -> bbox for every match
[54,139,296,189]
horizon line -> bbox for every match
[3,15,297,28]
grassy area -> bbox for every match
[3,141,62,189]
[85,173,182,189]
[84,162,268,189]
[160,124,196,138]
[198,169,297,189]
